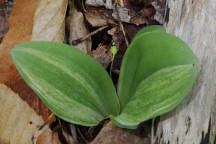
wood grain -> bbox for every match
[155,0,216,143]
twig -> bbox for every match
[72,25,108,45]
[32,125,49,144]
[114,0,129,47]
[112,69,120,74]
[32,113,55,144]
[38,113,55,130]
[81,0,87,12]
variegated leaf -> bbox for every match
[113,29,198,128]
[112,64,197,129]
[11,41,120,126]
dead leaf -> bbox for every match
[32,0,68,42]
[85,0,113,9]
[67,0,91,53]
[112,5,131,23]
[138,7,156,17]
[0,84,44,144]
[90,122,147,144]
[0,0,68,119]
[36,129,61,144]
[85,8,116,27]
[107,26,119,36]
[0,0,53,120]
[0,0,68,83]
[0,0,39,84]
[6,78,52,120]
[152,0,166,24]
[86,0,130,20]
[124,23,143,41]
[86,0,158,25]
[90,44,112,68]
[130,16,148,25]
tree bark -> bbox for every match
[155,0,216,144]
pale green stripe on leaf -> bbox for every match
[14,60,103,126]
[11,41,120,126]
[17,48,107,115]
[113,64,197,129]
[117,31,198,110]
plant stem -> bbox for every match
[110,56,115,78]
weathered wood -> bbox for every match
[155,0,216,144]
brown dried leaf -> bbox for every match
[0,0,68,83]
[0,0,53,120]
[36,129,61,144]
[152,1,166,24]
[85,0,132,24]
[0,84,44,144]
[67,0,91,53]
[6,78,51,120]
[138,7,156,17]
[0,1,71,143]
[90,44,112,68]
[86,0,157,25]
[85,0,113,9]
[107,26,119,36]
[85,9,116,27]
[0,0,39,84]
[0,0,68,119]
[130,16,148,25]
[90,122,147,144]
[32,0,68,42]
[112,5,131,23]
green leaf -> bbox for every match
[114,30,198,128]
[11,41,120,126]
[113,64,197,129]
[11,26,198,129]
[135,25,166,38]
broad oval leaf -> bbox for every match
[11,41,120,126]
[135,25,166,38]
[112,64,197,129]
[114,28,198,129]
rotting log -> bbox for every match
[155,0,216,144]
